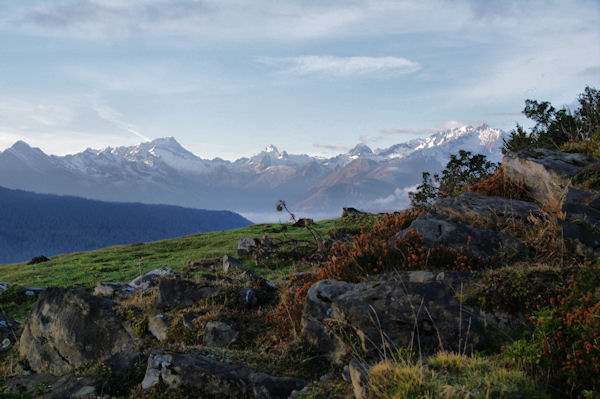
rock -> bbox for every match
[503,149,597,205]
[408,271,436,283]
[203,321,239,348]
[243,269,278,290]
[142,351,307,398]
[129,267,174,289]
[0,314,20,350]
[223,254,243,273]
[3,374,105,398]
[434,192,541,225]
[302,276,484,363]
[19,287,138,374]
[27,255,50,265]
[22,286,45,297]
[559,219,600,258]
[104,350,147,377]
[238,237,259,256]
[343,207,365,217]
[182,312,200,330]
[148,314,170,341]
[239,287,258,307]
[94,282,138,299]
[559,188,600,257]
[349,360,371,399]
[397,212,526,261]
[156,278,221,309]
[292,218,314,228]
[0,282,9,293]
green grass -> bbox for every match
[0,215,379,289]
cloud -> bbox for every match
[259,56,420,77]
[359,135,380,144]
[578,66,600,77]
[381,120,467,136]
[313,142,348,152]
[371,185,416,209]
[91,100,150,142]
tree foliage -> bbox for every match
[503,86,600,154]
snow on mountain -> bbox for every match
[0,124,507,218]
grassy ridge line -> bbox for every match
[0,217,363,288]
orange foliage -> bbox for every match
[468,166,534,202]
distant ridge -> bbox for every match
[0,186,252,264]
[0,124,506,219]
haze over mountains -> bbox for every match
[0,124,506,220]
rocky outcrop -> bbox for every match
[504,149,596,205]
[129,267,174,289]
[397,212,526,261]
[3,374,105,399]
[19,287,138,374]
[434,192,541,225]
[156,278,221,309]
[301,273,483,363]
[142,351,307,398]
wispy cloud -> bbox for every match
[359,135,380,144]
[91,101,150,142]
[259,56,420,77]
[381,120,467,136]
[313,142,348,152]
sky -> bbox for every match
[0,0,598,160]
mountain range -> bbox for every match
[0,124,506,220]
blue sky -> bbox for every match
[0,0,598,159]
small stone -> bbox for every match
[238,287,258,307]
[129,267,174,289]
[237,237,257,256]
[203,321,238,348]
[148,314,170,341]
[1,338,11,349]
[349,360,370,399]
[408,271,436,283]
[342,365,351,382]
[223,255,242,273]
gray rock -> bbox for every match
[0,282,8,293]
[104,350,147,377]
[0,314,20,350]
[559,219,600,258]
[3,374,105,399]
[94,282,138,299]
[203,321,238,348]
[142,351,307,398]
[342,207,365,217]
[22,286,45,297]
[19,287,138,374]
[238,237,258,256]
[239,287,258,307]
[292,218,314,227]
[397,212,526,261]
[503,149,597,205]
[302,276,484,363]
[223,254,243,273]
[434,192,541,225]
[129,267,174,289]
[156,278,221,309]
[349,360,371,399]
[148,314,170,341]
[408,271,436,283]
[244,269,278,290]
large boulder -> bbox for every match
[3,374,105,399]
[503,149,597,205]
[142,351,307,398]
[19,287,138,374]
[156,278,221,309]
[396,212,526,261]
[301,274,484,364]
[434,192,541,225]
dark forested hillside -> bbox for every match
[0,186,252,264]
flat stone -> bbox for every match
[129,267,174,289]
[142,351,307,398]
[203,321,238,348]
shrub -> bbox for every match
[409,151,497,209]
[506,261,600,397]
[503,86,600,154]
[467,166,534,202]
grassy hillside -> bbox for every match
[0,215,375,289]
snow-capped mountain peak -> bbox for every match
[264,144,279,153]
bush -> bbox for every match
[503,86,600,154]
[467,166,534,202]
[506,261,600,397]
[409,151,497,208]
